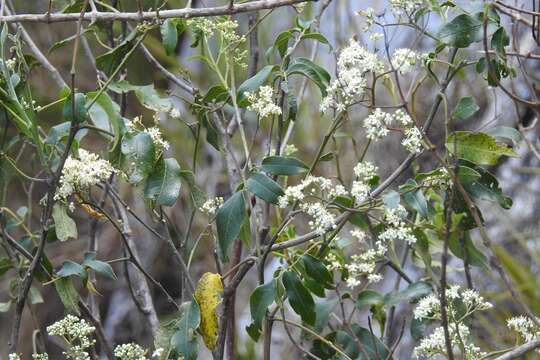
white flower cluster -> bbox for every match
[114,343,147,360]
[47,315,96,360]
[1,57,16,71]
[414,324,485,359]
[320,39,384,112]
[143,126,170,152]
[169,107,181,119]
[9,354,21,360]
[200,197,224,215]
[390,0,425,14]
[55,149,115,202]
[245,85,282,118]
[391,48,419,75]
[187,17,247,66]
[351,162,378,203]
[299,201,337,235]
[32,355,49,360]
[279,176,348,234]
[363,108,423,153]
[414,285,492,321]
[379,205,417,245]
[507,316,540,343]
[421,168,451,189]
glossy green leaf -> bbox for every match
[247,279,276,341]
[438,14,483,48]
[246,172,284,205]
[216,192,246,262]
[161,19,178,56]
[144,158,182,206]
[485,126,522,145]
[286,57,330,96]
[109,80,173,112]
[171,299,201,360]
[95,30,137,76]
[282,271,315,325]
[449,232,488,268]
[121,132,156,184]
[86,91,123,149]
[261,156,309,176]
[336,324,391,359]
[460,160,512,209]
[52,203,77,242]
[446,131,518,165]
[57,260,86,279]
[301,254,333,286]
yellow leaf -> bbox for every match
[193,272,223,350]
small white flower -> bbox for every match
[391,48,418,75]
[245,85,282,118]
[152,347,164,358]
[363,108,393,140]
[300,202,336,235]
[507,316,540,343]
[9,354,22,360]
[47,315,96,360]
[169,107,181,118]
[402,127,423,154]
[114,343,147,360]
[144,126,170,152]
[55,149,115,202]
[200,197,224,215]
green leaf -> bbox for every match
[261,156,309,176]
[83,252,117,280]
[491,26,509,54]
[63,92,87,123]
[458,165,481,183]
[86,91,123,149]
[121,132,156,184]
[356,290,384,310]
[446,131,518,165]
[403,188,429,218]
[286,57,330,96]
[273,30,294,57]
[95,30,138,76]
[216,192,246,262]
[462,164,512,209]
[171,299,201,360]
[237,65,277,106]
[55,277,80,314]
[144,158,182,206]
[110,80,173,113]
[52,203,77,242]
[161,19,178,56]
[485,126,522,145]
[246,172,284,205]
[282,271,316,325]
[301,32,331,48]
[57,260,86,279]
[247,279,276,341]
[301,254,333,286]
[452,96,479,121]
[384,282,433,307]
[314,298,338,332]
[449,232,488,268]
[180,170,206,208]
[437,14,485,48]
[336,324,391,359]
[0,257,12,276]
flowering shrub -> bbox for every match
[1,0,540,360]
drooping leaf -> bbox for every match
[261,156,309,176]
[109,80,173,112]
[144,158,182,206]
[438,14,493,48]
[282,271,316,325]
[448,232,488,268]
[446,131,518,165]
[246,172,284,205]
[336,324,391,359]
[460,160,512,209]
[384,281,433,307]
[286,57,330,96]
[57,260,86,279]
[171,299,201,360]
[485,126,522,145]
[246,279,276,341]
[86,91,123,149]
[161,19,186,56]
[52,203,77,242]
[179,170,206,208]
[193,272,223,350]
[356,290,384,311]
[216,192,246,262]
[55,277,80,315]
[314,298,338,332]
